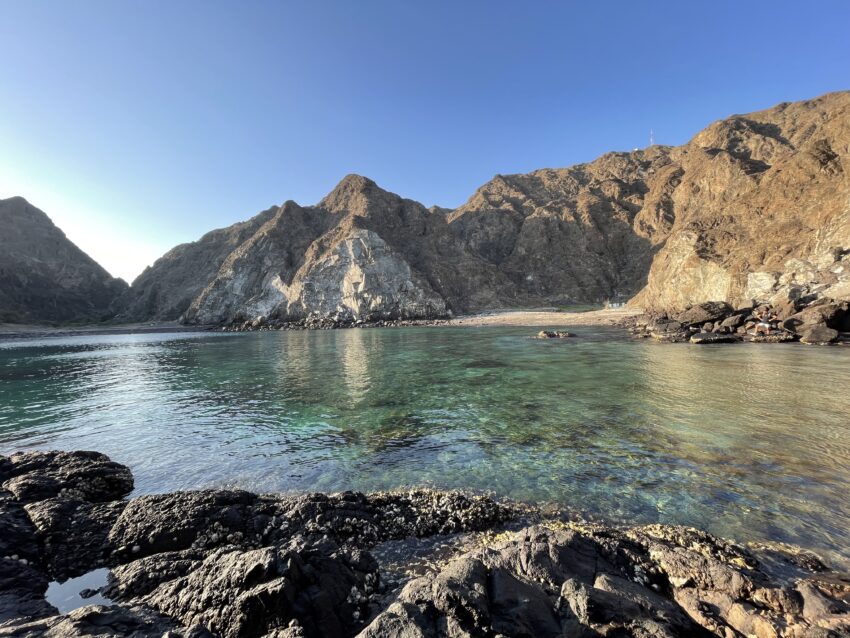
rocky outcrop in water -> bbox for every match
[628,297,850,345]
[2,450,849,637]
[0,197,128,324]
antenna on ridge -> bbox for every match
[649,128,655,146]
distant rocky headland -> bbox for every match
[2,450,849,637]
[2,91,849,329]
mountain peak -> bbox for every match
[318,174,390,214]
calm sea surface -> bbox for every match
[2,326,849,564]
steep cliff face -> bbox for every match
[115,90,850,323]
[450,146,684,305]
[0,197,127,323]
[115,207,278,321]
[181,176,500,324]
[633,91,850,310]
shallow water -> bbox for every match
[45,568,111,613]
[2,326,849,565]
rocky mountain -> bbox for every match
[117,91,849,325]
[7,91,847,326]
[0,197,127,324]
[115,206,279,321]
[118,151,686,324]
[121,175,514,325]
[633,91,850,311]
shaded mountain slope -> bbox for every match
[0,197,127,323]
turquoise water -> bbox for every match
[2,327,849,564]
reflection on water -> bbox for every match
[1,327,850,565]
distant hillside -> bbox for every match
[0,197,127,323]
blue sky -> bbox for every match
[1,1,849,282]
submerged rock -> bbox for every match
[535,330,575,339]
[1,450,849,637]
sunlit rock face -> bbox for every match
[0,197,127,323]
[634,91,850,311]
[115,91,850,323]
[185,226,446,324]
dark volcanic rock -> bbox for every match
[2,450,850,637]
[0,492,40,565]
[0,558,57,626]
[25,498,126,580]
[1,451,134,504]
[0,604,211,637]
[139,542,377,638]
[361,524,850,638]
[0,197,127,324]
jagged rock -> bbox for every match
[1,451,133,504]
[0,492,40,565]
[360,524,850,638]
[0,559,56,626]
[139,542,377,638]
[0,604,211,637]
[0,197,127,324]
[2,450,850,637]
[24,498,126,580]
[107,489,513,562]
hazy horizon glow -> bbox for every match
[2,1,849,282]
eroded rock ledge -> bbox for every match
[1,451,848,637]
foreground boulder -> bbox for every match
[1,450,849,637]
[0,450,134,504]
[361,524,850,638]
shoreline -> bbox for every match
[0,321,210,342]
[2,450,849,637]
[447,307,640,327]
[0,308,638,342]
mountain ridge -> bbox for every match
[4,90,850,325]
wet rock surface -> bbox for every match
[1,450,849,637]
[535,330,575,339]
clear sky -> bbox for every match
[1,1,849,283]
